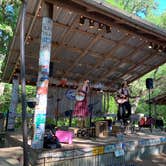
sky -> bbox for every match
[154,0,166,15]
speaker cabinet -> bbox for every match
[95,121,109,138]
[146,78,153,89]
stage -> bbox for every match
[5,128,166,166]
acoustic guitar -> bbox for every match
[116,95,139,104]
[116,94,128,104]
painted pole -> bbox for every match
[7,77,19,131]
[20,0,29,165]
[32,5,53,149]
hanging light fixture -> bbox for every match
[98,23,104,31]
[163,46,166,53]
[89,19,94,28]
[106,26,112,33]
[153,43,159,50]
[79,16,85,26]
[148,42,153,49]
[158,45,163,52]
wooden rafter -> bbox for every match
[7,0,43,83]
[63,34,102,77]
[115,52,160,82]
[99,41,150,82]
[27,12,147,53]
[46,0,166,43]
[59,16,79,43]
[128,58,166,83]
[80,34,130,80]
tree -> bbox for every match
[130,64,166,121]
[146,11,166,29]
[0,0,21,74]
[105,0,159,17]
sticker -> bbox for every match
[114,149,125,157]
[93,146,104,155]
[104,144,116,153]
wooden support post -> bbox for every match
[32,2,53,149]
[7,77,19,131]
[20,1,29,165]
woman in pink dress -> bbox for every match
[73,80,90,127]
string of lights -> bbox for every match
[79,15,112,33]
[148,42,166,53]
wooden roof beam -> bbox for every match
[80,34,131,80]
[46,0,166,42]
[8,0,43,83]
[63,34,102,77]
[128,58,166,83]
[99,41,149,82]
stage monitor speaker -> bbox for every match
[146,78,153,89]
[49,62,54,77]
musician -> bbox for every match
[116,81,131,124]
[73,80,90,128]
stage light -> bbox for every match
[153,44,159,50]
[106,26,112,33]
[89,20,94,28]
[79,16,85,26]
[158,46,162,52]
[148,42,153,49]
[98,23,104,31]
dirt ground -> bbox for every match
[0,147,23,166]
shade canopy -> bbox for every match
[2,0,166,91]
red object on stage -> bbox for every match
[138,117,155,127]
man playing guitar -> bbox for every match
[116,81,131,124]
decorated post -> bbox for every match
[32,16,53,149]
[7,77,19,131]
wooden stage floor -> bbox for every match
[3,128,166,165]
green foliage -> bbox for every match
[0,0,21,71]
[146,11,166,28]
[108,96,118,113]
[0,83,36,113]
[131,64,166,122]
[0,83,12,113]
[105,0,123,9]
[105,0,158,16]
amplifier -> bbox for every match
[95,121,109,138]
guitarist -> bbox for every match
[116,81,131,124]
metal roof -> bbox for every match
[2,0,166,91]
[148,93,166,105]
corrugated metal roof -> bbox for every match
[2,0,166,91]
